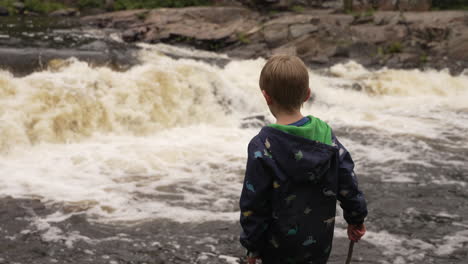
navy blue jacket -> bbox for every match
[239,126,368,264]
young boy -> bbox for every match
[239,55,368,264]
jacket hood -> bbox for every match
[259,126,338,183]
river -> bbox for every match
[0,25,467,263]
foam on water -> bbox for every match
[0,44,467,224]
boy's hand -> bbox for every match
[247,256,258,264]
[348,223,366,242]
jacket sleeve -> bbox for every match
[332,133,368,225]
[239,139,273,253]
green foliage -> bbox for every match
[136,10,149,20]
[377,46,384,56]
[376,42,404,56]
[432,0,468,10]
[0,0,16,14]
[386,42,403,54]
[113,0,212,10]
[363,8,374,17]
[290,5,304,12]
[420,54,428,63]
[237,32,250,44]
[268,10,278,16]
[348,8,374,18]
[343,0,353,12]
[24,0,64,13]
[0,0,214,14]
[78,0,103,9]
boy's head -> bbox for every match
[259,55,310,112]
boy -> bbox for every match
[239,55,368,264]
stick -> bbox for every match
[345,241,355,264]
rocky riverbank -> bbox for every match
[81,6,468,73]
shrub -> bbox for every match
[24,0,64,13]
[78,0,103,9]
[432,0,468,10]
[387,42,403,54]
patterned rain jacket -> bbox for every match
[239,116,368,264]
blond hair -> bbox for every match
[259,55,309,111]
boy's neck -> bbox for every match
[274,110,305,125]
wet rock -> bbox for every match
[309,54,329,64]
[272,45,297,56]
[241,115,269,128]
[351,24,407,44]
[83,7,258,50]
[412,24,450,42]
[397,52,420,67]
[373,12,403,26]
[0,45,139,76]
[346,42,378,66]
[227,43,269,58]
[79,6,467,71]
[289,24,318,38]
[263,24,289,47]
[122,26,149,42]
[352,0,432,11]
[448,34,468,61]
[352,14,374,25]
[0,6,9,16]
[50,8,80,17]
[352,83,363,91]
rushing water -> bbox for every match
[0,43,467,263]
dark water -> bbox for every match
[0,16,138,76]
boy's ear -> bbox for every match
[304,88,311,102]
[262,90,273,105]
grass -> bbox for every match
[237,32,250,44]
[0,0,213,14]
[136,10,149,20]
[24,0,65,13]
[377,46,384,56]
[420,54,428,63]
[348,8,375,18]
[290,5,304,13]
[387,42,403,54]
[375,42,404,57]
[77,0,102,9]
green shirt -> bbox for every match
[268,115,332,145]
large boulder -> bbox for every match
[289,24,318,38]
[83,7,259,48]
[263,24,289,47]
[448,34,468,61]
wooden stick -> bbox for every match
[345,241,355,264]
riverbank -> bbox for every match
[81,7,468,73]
